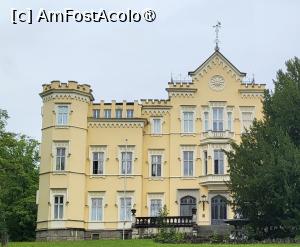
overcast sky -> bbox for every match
[0,0,299,140]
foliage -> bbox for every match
[154,205,185,243]
[226,57,300,240]
[0,109,39,241]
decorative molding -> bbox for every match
[240,92,264,98]
[42,92,91,103]
[168,92,195,98]
[209,75,225,91]
[189,54,244,82]
[88,121,145,128]
[142,109,170,115]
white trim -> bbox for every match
[181,106,196,134]
[87,192,105,229]
[147,193,164,216]
[55,104,70,126]
[117,192,134,229]
[239,106,255,133]
[148,150,164,178]
[150,117,163,135]
[118,146,135,175]
[89,146,107,175]
[181,146,196,177]
[50,189,67,224]
[52,141,69,172]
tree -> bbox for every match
[227,57,300,239]
[264,57,300,146]
[0,109,39,242]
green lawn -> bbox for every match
[8,239,300,247]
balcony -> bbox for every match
[201,130,234,140]
[134,216,193,228]
[199,174,230,189]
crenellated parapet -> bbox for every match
[166,82,197,98]
[239,83,266,98]
[141,99,172,115]
[40,80,94,102]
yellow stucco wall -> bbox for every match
[37,51,265,231]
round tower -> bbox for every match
[37,81,94,240]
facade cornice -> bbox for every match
[41,92,92,103]
[88,118,147,128]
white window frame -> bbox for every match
[151,117,162,135]
[213,149,224,175]
[239,107,255,133]
[181,107,196,134]
[181,146,196,177]
[119,197,133,221]
[88,192,105,224]
[147,193,164,217]
[50,189,67,221]
[203,150,208,175]
[56,105,69,126]
[150,199,162,217]
[90,146,107,176]
[52,142,69,172]
[115,109,122,118]
[227,111,233,131]
[203,111,209,131]
[126,109,134,118]
[119,146,135,175]
[212,107,224,131]
[93,109,100,118]
[90,197,103,222]
[104,109,111,118]
[148,150,164,178]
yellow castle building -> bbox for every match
[36,49,265,240]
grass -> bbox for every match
[8,239,300,247]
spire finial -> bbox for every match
[213,21,221,51]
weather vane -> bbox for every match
[213,21,221,51]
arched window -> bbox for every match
[211,195,227,225]
[180,196,196,216]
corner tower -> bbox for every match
[37,81,94,240]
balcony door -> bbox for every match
[211,195,227,224]
[180,196,196,216]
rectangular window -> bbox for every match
[227,112,232,131]
[91,198,103,221]
[115,109,122,118]
[214,150,224,175]
[54,195,64,220]
[93,109,100,118]
[152,119,162,134]
[203,151,208,175]
[92,152,104,175]
[56,147,66,171]
[150,199,162,217]
[104,109,111,118]
[57,105,68,125]
[242,112,253,132]
[151,155,162,177]
[183,151,194,176]
[127,109,134,118]
[204,112,209,131]
[183,112,194,133]
[121,152,132,175]
[213,107,224,131]
[120,197,132,221]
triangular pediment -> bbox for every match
[188,51,246,82]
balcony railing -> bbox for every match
[201,130,234,139]
[199,174,230,186]
[134,216,193,228]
